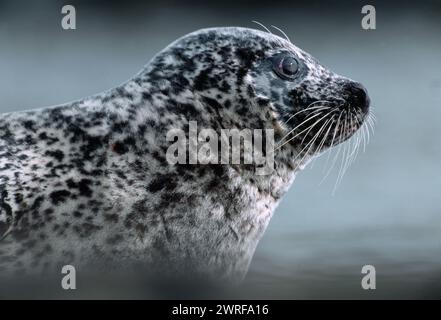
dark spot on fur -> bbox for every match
[104,213,119,223]
[45,149,64,162]
[147,174,177,193]
[50,190,71,205]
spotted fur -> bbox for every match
[0,27,369,281]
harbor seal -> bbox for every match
[0,27,370,282]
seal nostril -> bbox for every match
[344,82,370,113]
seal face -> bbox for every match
[0,27,370,281]
[146,27,370,158]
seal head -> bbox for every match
[141,27,370,164]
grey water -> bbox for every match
[0,0,440,298]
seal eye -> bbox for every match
[273,54,299,80]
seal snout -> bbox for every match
[343,81,370,113]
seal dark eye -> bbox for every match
[272,54,299,80]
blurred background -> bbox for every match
[0,0,440,299]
